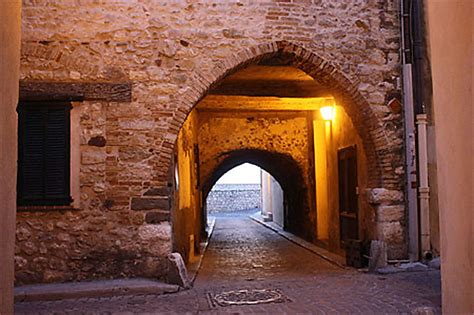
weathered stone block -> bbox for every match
[16,227,32,241]
[81,150,106,165]
[103,199,114,209]
[223,28,245,38]
[368,240,387,272]
[118,147,152,162]
[145,211,170,224]
[377,205,405,222]
[144,187,170,196]
[167,252,190,288]
[88,136,106,147]
[378,222,404,245]
[367,188,404,204]
[131,197,169,211]
[138,223,171,243]
[118,119,156,131]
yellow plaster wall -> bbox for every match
[425,1,473,313]
[174,110,201,263]
[314,106,371,253]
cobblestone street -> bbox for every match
[16,213,441,314]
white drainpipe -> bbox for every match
[416,114,430,256]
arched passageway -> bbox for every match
[202,149,309,240]
[172,41,406,266]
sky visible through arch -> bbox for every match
[216,163,261,184]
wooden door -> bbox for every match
[338,146,359,245]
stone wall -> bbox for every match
[16,0,405,284]
[207,184,261,213]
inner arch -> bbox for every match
[202,149,308,238]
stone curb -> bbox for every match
[250,212,347,269]
[14,278,180,303]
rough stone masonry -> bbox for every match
[207,184,261,213]
[16,0,405,285]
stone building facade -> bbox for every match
[16,0,407,285]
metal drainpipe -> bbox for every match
[400,0,419,261]
[412,0,431,259]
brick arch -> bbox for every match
[165,41,396,189]
[202,149,312,240]
[21,42,114,79]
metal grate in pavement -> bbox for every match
[207,289,291,308]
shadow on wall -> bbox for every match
[202,149,311,240]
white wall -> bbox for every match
[261,170,284,227]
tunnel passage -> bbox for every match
[172,43,406,264]
[202,149,311,241]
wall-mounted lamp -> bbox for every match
[320,105,335,121]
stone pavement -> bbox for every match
[15,213,441,314]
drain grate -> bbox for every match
[207,289,290,307]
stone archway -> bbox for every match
[164,41,402,189]
[170,41,406,259]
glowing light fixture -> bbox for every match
[320,105,335,121]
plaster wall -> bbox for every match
[174,110,200,262]
[328,107,369,252]
[0,1,21,313]
[425,1,473,313]
[15,0,406,284]
[261,170,284,228]
[313,106,405,257]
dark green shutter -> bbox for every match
[17,102,72,206]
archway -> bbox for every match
[202,149,309,240]
[171,41,406,262]
[164,41,403,188]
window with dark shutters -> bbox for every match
[17,102,72,206]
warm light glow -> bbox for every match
[320,105,335,121]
